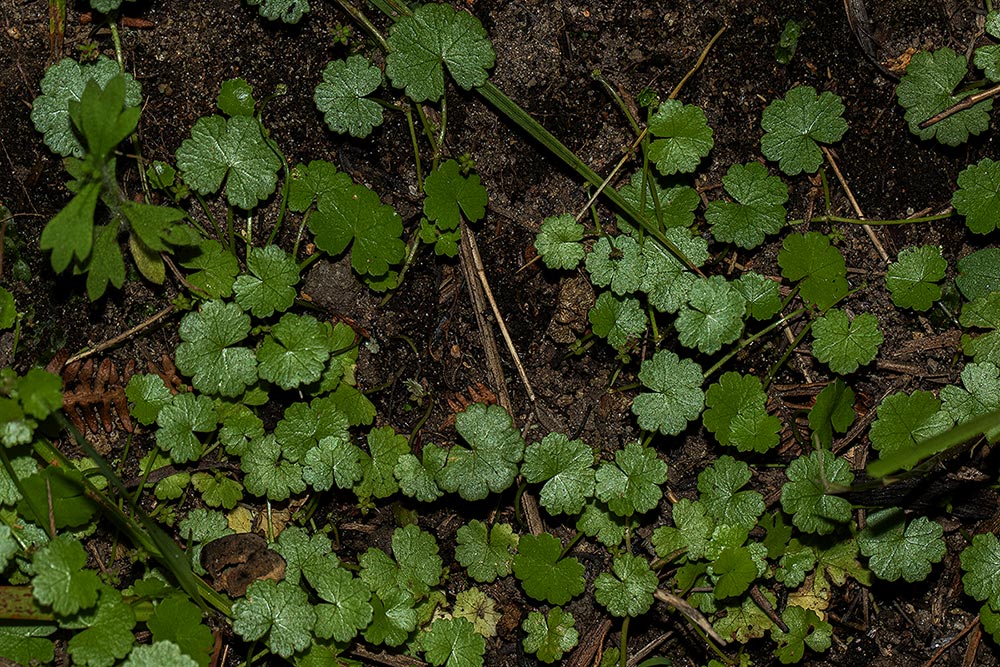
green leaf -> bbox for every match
[858,508,945,583]
[631,350,704,436]
[952,158,1000,234]
[85,223,126,300]
[437,403,525,501]
[241,434,306,501]
[329,383,376,426]
[217,77,256,116]
[364,588,417,647]
[218,403,264,455]
[178,508,232,544]
[775,541,816,587]
[885,245,947,310]
[125,374,173,426]
[258,313,331,390]
[315,56,383,138]
[155,392,217,464]
[521,432,595,515]
[308,179,405,276]
[760,86,847,175]
[512,532,585,605]
[31,56,142,158]
[356,425,409,500]
[288,160,351,212]
[394,446,446,502]
[522,608,578,663]
[809,378,856,449]
[390,524,443,597]
[646,99,714,175]
[454,520,518,583]
[147,594,214,667]
[586,235,645,295]
[940,362,1000,441]
[122,642,198,667]
[617,171,700,229]
[304,434,364,492]
[233,245,299,317]
[780,450,854,535]
[272,526,332,587]
[962,533,1000,608]
[706,162,787,249]
[594,553,657,617]
[32,535,101,615]
[385,3,495,103]
[0,624,55,666]
[811,310,882,374]
[155,472,190,501]
[175,300,257,397]
[17,368,63,420]
[709,546,757,599]
[703,372,781,453]
[734,272,782,320]
[233,579,317,657]
[422,617,485,667]
[778,232,848,310]
[121,201,190,255]
[312,566,373,643]
[180,240,239,298]
[957,247,1000,301]
[18,466,98,529]
[65,587,136,667]
[588,292,646,350]
[0,287,15,330]
[576,501,626,547]
[771,606,832,664]
[41,180,100,273]
[896,48,993,146]
[640,227,710,314]
[714,592,775,643]
[594,441,667,517]
[424,160,488,230]
[191,472,243,509]
[0,456,36,505]
[697,455,765,530]
[676,276,747,354]
[453,587,500,638]
[961,292,1000,364]
[535,214,586,270]
[275,398,350,463]
[175,114,282,210]
[246,0,308,23]
[652,499,714,560]
[868,391,953,467]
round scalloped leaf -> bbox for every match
[632,350,704,435]
[706,162,788,249]
[811,310,882,375]
[952,158,1000,235]
[246,0,309,23]
[761,86,847,175]
[885,245,947,310]
[647,99,714,175]
[535,214,585,270]
[315,56,384,138]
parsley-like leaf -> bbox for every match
[314,56,384,138]
[709,546,758,599]
[697,455,765,530]
[858,508,945,583]
[617,171,700,229]
[594,553,657,617]
[422,617,485,667]
[703,372,781,453]
[640,227,710,314]
[535,214,585,270]
[125,373,172,426]
[868,391,953,467]
[455,520,518,583]
[233,245,299,317]
[706,162,787,249]
[811,309,882,374]
[760,86,848,175]
[675,276,747,354]
[522,608,578,664]
[216,77,255,117]
[594,441,667,517]
[652,499,714,560]
[437,403,525,501]
[631,350,704,435]
[393,446,445,502]
[647,99,714,175]
[364,588,417,647]
[424,160,488,231]
[122,642,198,667]
[886,245,947,310]
[576,501,627,547]
[588,292,646,349]
[180,239,239,298]
[780,451,854,535]
[32,535,101,616]
[512,532,585,605]
[175,300,257,397]
[778,232,848,310]
[232,579,316,657]
[304,434,364,492]
[521,432,595,515]
[155,393,217,464]
[246,0,308,23]
[952,158,1000,235]
[147,594,214,667]
[257,313,331,390]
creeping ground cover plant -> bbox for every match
[6,0,1000,666]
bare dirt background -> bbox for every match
[2,0,1000,665]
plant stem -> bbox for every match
[763,318,813,389]
[195,193,223,243]
[558,530,584,559]
[403,105,424,192]
[330,0,389,50]
[787,211,953,226]
[619,616,630,667]
[109,21,125,69]
[703,307,808,380]
[668,23,728,100]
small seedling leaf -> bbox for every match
[437,403,525,501]
[706,162,787,249]
[778,232,848,310]
[512,532,585,605]
[233,579,316,657]
[858,508,945,582]
[886,245,947,310]
[961,292,1000,364]
[811,310,882,374]
[147,594,214,667]
[594,553,657,617]
[675,275,747,354]
[364,588,417,647]
[771,606,832,664]
[576,501,627,548]
[314,56,384,138]
[65,586,137,667]
[631,350,704,436]
[896,48,993,145]
[647,99,714,175]
[709,546,758,599]
[394,446,446,502]
[652,498,714,560]
[522,608,578,664]
[868,391,953,468]
[703,372,781,453]
[424,160,488,230]
[780,451,854,535]
[535,214,585,270]
[175,300,257,397]
[698,455,765,530]
[422,617,485,667]
[455,520,518,583]
[588,292,646,349]
[386,3,495,102]
[961,532,1000,608]
[761,86,847,175]
[233,245,299,317]
[356,426,409,500]
[180,240,240,298]
[952,158,1000,234]
[734,272,782,320]
[521,432,595,515]
[618,171,700,229]
[246,0,309,23]
[586,235,646,295]
[594,441,667,517]
[809,378,856,449]
[122,642,198,667]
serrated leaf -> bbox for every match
[868,391,953,467]
[647,99,714,175]
[885,245,947,310]
[761,86,847,175]
[275,398,350,463]
[232,579,316,657]
[709,546,757,599]
[703,372,781,453]
[31,535,102,616]
[858,508,945,582]
[896,48,993,146]
[714,592,775,643]
[272,526,332,587]
[975,43,1000,82]
[437,403,525,501]
[640,227,710,314]
[17,368,63,420]
[85,223,125,300]
[940,362,1000,441]
[594,441,667,517]
[734,272,782,320]
[41,180,100,274]
[962,533,1000,608]
[385,3,495,102]
[422,617,485,667]
[304,435,363,492]
[308,179,405,276]
[957,247,1000,301]
[233,245,299,317]
[809,378,856,449]
[652,499,714,560]
[588,292,646,349]
[697,455,765,530]
[535,214,584,270]
[631,350,704,435]
[356,425,409,500]
[961,292,1000,364]
[258,313,331,390]
[778,232,848,310]
[155,392,217,464]
[314,56,384,137]
[218,403,264,455]
[780,450,854,535]
[586,235,646,295]
[0,624,55,666]
[364,588,417,647]
[313,566,373,643]
[576,501,626,547]
[424,160,487,231]
[180,240,239,298]
[241,434,306,501]
[811,309,882,374]
[390,524,443,597]
[454,520,518,583]
[125,374,173,426]
[512,533,585,605]
[617,171,700,229]
[65,587,136,667]
[522,608,578,663]
[246,0,308,23]
[706,162,787,249]
[453,588,500,638]
[175,300,256,396]
[771,605,832,664]
[31,57,142,158]
[594,553,657,617]
[521,432,595,515]
[176,114,282,210]
[953,158,1000,235]
[191,472,242,509]
[675,276,747,354]
[122,641,198,667]
[394,446,445,502]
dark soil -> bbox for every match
[2,0,999,665]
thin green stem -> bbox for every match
[414,102,439,160]
[194,193,222,243]
[403,105,425,192]
[293,208,313,258]
[558,530,584,559]
[435,95,447,168]
[763,319,813,389]
[226,206,235,255]
[787,212,953,226]
[702,307,808,380]
[299,251,323,272]
[408,396,434,447]
[108,22,125,69]
[593,70,642,136]
[330,0,389,50]
[619,616,630,667]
